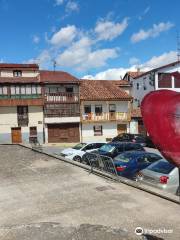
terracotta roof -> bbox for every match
[126,71,145,79]
[134,61,180,79]
[0,77,40,84]
[80,80,132,101]
[114,80,131,86]
[40,70,79,83]
[131,108,142,118]
[0,63,39,70]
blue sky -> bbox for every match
[0,0,180,79]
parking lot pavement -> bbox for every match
[42,146,65,155]
[0,145,179,240]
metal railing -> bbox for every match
[81,152,118,176]
[81,112,130,122]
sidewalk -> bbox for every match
[42,142,78,147]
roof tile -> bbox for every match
[80,80,132,101]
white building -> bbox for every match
[0,63,44,144]
[131,61,180,108]
[123,61,180,134]
[80,80,132,142]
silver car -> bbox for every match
[136,159,179,196]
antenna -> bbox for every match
[177,31,180,62]
[52,59,57,71]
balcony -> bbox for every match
[0,94,43,106]
[0,94,42,99]
[18,114,29,126]
[45,93,79,103]
[81,112,131,122]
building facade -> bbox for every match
[0,64,134,144]
[80,80,132,142]
[131,61,180,108]
[40,70,81,143]
[123,61,180,134]
[0,64,44,144]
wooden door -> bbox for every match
[48,123,80,143]
[11,128,22,143]
[117,124,127,134]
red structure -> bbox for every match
[141,90,180,168]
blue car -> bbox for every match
[113,151,162,180]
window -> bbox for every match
[137,156,148,164]
[93,125,103,136]
[84,105,91,114]
[17,106,28,115]
[136,83,139,90]
[66,87,73,93]
[13,70,22,77]
[83,144,95,151]
[158,73,172,88]
[95,105,102,115]
[0,86,8,95]
[109,104,116,112]
[30,127,37,136]
[10,85,41,95]
[17,106,28,126]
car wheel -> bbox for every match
[73,156,82,162]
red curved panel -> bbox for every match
[141,90,180,167]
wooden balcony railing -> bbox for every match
[45,93,79,103]
[0,94,42,99]
[81,112,131,122]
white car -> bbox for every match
[60,142,106,162]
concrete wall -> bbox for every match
[81,100,129,115]
[132,62,180,108]
[0,70,39,78]
[81,122,118,142]
[0,106,44,144]
[130,120,139,134]
[81,122,130,142]
[132,72,155,108]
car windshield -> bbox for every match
[99,144,115,153]
[72,143,87,150]
[147,160,175,174]
[114,153,132,162]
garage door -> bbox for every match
[48,123,80,143]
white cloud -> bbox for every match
[55,36,118,71]
[129,57,140,66]
[82,50,178,80]
[82,66,136,80]
[33,35,40,44]
[55,0,64,5]
[131,22,174,43]
[95,18,128,41]
[142,50,177,69]
[138,6,150,20]
[50,25,77,46]
[66,0,79,13]
[27,50,51,68]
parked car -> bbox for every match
[113,151,162,179]
[136,159,179,196]
[82,142,145,165]
[60,142,106,162]
[112,133,155,148]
